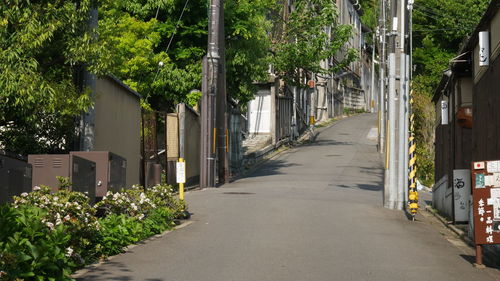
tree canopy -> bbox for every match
[411,0,490,185]
[0,0,110,154]
[0,0,358,154]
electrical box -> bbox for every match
[70,151,126,199]
[28,154,96,203]
[0,153,32,204]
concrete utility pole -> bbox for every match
[379,0,386,153]
[200,0,223,188]
[371,33,376,113]
[397,0,407,209]
[385,0,400,209]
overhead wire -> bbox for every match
[165,0,191,54]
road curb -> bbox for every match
[424,205,474,247]
[423,205,500,268]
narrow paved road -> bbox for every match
[78,114,500,281]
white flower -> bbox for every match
[76,205,81,210]
[46,222,54,230]
[55,218,62,225]
[20,192,28,197]
[53,196,59,201]
[131,203,138,211]
[138,214,145,220]
[65,247,73,257]
[33,186,41,191]
[63,214,71,221]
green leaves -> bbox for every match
[410,0,489,184]
[270,0,356,86]
[0,0,106,154]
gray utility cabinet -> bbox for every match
[28,154,96,203]
[70,151,126,198]
[0,153,32,204]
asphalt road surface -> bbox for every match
[77,113,500,281]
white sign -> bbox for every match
[176,161,186,183]
[487,161,500,173]
[479,31,490,67]
[441,100,448,125]
[453,169,471,222]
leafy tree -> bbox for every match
[225,0,274,104]
[410,0,490,185]
[0,0,110,154]
[359,0,378,30]
[270,0,357,86]
[100,0,275,108]
[99,0,207,110]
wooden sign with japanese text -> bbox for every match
[472,160,500,245]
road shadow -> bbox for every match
[336,183,383,192]
[245,159,302,178]
[305,139,353,147]
[76,260,167,281]
[76,260,133,281]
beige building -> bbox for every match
[92,76,141,187]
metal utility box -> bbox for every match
[70,151,126,198]
[28,154,96,203]
[0,153,32,204]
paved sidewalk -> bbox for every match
[76,113,500,281]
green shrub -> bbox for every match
[97,207,177,257]
[12,186,101,267]
[0,205,74,281]
[96,184,185,220]
[1,184,188,279]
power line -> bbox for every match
[165,0,190,54]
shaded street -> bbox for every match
[78,114,500,281]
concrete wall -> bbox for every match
[248,87,272,134]
[182,105,200,184]
[433,175,453,220]
[94,77,141,188]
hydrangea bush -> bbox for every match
[2,183,187,280]
[96,184,185,220]
[12,186,101,266]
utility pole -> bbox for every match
[379,0,386,153]
[216,1,229,184]
[385,0,399,209]
[371,33,376,114]
[200,0,223,188]
[397,0,407,209]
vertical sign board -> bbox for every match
[441,100,448,125]
[176,161,186,184]
[479,31,490,67]
[454,169,471,222]
[472,160,500,264]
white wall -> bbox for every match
[248,89,271,134]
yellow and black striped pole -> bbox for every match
[408,90,419,220]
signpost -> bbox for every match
[176,158,186,200]
[472,160,500,267]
